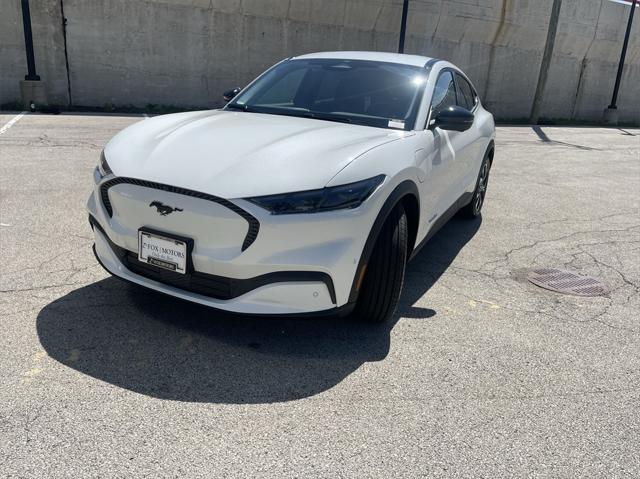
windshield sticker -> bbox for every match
[388,120,405,129]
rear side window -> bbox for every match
[431,71,456,117]
[455,73,477,111]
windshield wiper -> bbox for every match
[308,112,352,124]
[227,105,353,125]
[275,110,352,124]
[225,103,251,112]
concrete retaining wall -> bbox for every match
[1,0,639,122]
[1,0,70,106]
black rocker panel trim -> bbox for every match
[100,176,260,251]
[409,191,472,261]
[89,215,336,304]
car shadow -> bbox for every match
[36,217,481,404]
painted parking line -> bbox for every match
[0,112,27,136]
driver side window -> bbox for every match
[431,71,456,119]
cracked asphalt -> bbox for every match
[0,113,639,478]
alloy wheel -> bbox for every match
[473,161,489,215]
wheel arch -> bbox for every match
[486,139,495,167]
[348,179,420,304]
[400,192,420,256]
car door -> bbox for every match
[453,72,484,192]
[414,70,460,227]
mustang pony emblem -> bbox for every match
[149,201,183,216]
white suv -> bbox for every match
[87,51,495,322]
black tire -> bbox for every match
[459,154,490,219]
[354,204,408,323]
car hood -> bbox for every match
[105,110,410,199]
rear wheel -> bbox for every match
[459,155,490,219]
[354,204,408,323]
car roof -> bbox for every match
[292,51,436,68]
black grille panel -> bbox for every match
[100,177,260,251]
[124,252,236,299]
[242,222,260,251]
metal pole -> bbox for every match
[398,0,409,53]
[530,0,563,124]
[20,0,40,81]
[608,0,637,109]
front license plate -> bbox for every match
[138,230,188,274]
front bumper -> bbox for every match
[87,173,384,315]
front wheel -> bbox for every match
[354,204,408,323]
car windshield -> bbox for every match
[226,59,428,130]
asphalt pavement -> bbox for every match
[1,112,639,478]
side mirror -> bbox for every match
[223,87,242,103]
[430,106,474,132]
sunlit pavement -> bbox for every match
[1,112,639,477]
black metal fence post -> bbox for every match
[608,0,637,110]
[21,0,40,81]
[398,0,409,53]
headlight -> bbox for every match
[246,175,385,215]
[98,150,112,177]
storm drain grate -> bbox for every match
[527,268,608,297]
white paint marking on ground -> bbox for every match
[0,223,12,227]
[0,112,27,136]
